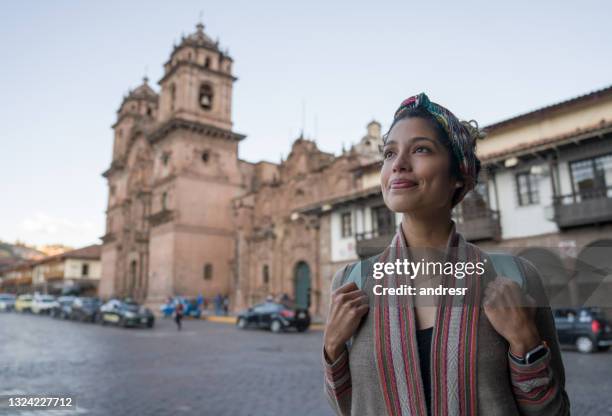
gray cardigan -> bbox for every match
[323,255,570,416]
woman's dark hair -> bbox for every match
[381,107,481,186]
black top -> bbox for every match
[416,326,433,415]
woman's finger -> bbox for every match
[336,290,366,304]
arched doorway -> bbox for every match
[129,260,137,298]
[294,261,311,309]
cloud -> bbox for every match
[19,212,100,246]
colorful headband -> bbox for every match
[392,93,479,205]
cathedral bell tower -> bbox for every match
[157,22,235,131]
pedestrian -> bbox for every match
[223,295,229,316]
[215,293,224,315]
[197,293,204,310]
[174,299,184,331]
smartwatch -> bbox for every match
[509,341,549,365]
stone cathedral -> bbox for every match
[99,23,384,316]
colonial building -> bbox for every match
[99,22,612,318]
[0,245,101,295]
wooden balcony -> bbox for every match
[454,208,501,242]
[355,227,396,259]
[553,186,612,228]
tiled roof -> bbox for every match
[484,85,612,132]
[480,119,612,162]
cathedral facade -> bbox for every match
[99,23,383,316]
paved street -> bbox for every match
[1,313,611,415]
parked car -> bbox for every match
[99,299,155,328]
[31,295,57,315]
[14,294,34,313]
[50,296,76,319]
[236,301,310,333]
[160,297,202,319]
[554,307,612,353]
[0,293,16,312]
[70,297,101,322]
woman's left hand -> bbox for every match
[483,277,542,356]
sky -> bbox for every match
[1,0,611,248]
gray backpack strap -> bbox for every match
[341,253,380,290]
[487,252,527,290]
[341,254,380,351]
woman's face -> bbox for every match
[380,117,461,215]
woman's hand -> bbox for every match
[483,277,541,356]
[324,282,369,362]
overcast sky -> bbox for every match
[1,0,611,248]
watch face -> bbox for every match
[525,344,548,364]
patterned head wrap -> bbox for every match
[391,93,481,206]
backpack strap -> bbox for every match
[341,253,381,290]
[487,252,527,290]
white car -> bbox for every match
[31,295,57,314]
[0,294,16,311]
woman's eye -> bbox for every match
[383,150,395,159]
[414,146,431,153]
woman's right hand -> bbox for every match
[324,282,369,362]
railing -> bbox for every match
[454,207,501,242]
[553,186,612,228]
[355,226,396,258]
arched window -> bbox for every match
[201,150,209,163]
[170,83,176,111]
[204,57,210,68]
[203,263,213,280]
[161,192,168,210]
[262,265,269,285]
[199,84,213,110]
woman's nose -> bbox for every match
[391,150,411,172]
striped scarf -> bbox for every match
[373,222,483,416]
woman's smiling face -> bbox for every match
[381,117,461,215]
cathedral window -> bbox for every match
[161,152,170,166]
[203,263,213,280]
[204,57,210,68]
[262,265,270,285]
[201,151,209,163]
[161,192,168,210]
[199,83,213,110]
[170,83,176,111]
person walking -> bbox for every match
[213,293,221,315]
[223,295,229,316]
[174,299,184,331]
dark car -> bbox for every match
[554,307,612,353]
[50,296,76,319]
[99,299,155,328]
[236,301,310,333]
[70,297,102,322]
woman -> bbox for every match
[323,94,570,416]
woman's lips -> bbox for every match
[390,179,418,190]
